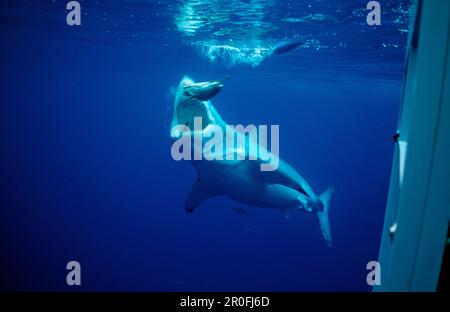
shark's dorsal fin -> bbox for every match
[185,178,220,213]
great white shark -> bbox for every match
[170,76,334,247]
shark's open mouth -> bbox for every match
[170,76,281,172]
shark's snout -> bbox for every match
[182,78,227,102]
[300,195,324,213]
[171,75,334,247]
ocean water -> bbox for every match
[0,0,412,291]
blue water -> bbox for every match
[0,0,412,291]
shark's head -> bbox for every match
[170,76,225,136]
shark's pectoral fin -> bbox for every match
[185,178,219,213]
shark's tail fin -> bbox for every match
[317,187,334,247]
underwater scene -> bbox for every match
[0,0,413,291]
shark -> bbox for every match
[170,76,334,246]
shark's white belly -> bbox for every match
[195,160,302,209]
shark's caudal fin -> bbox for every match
[317,187,334,247]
